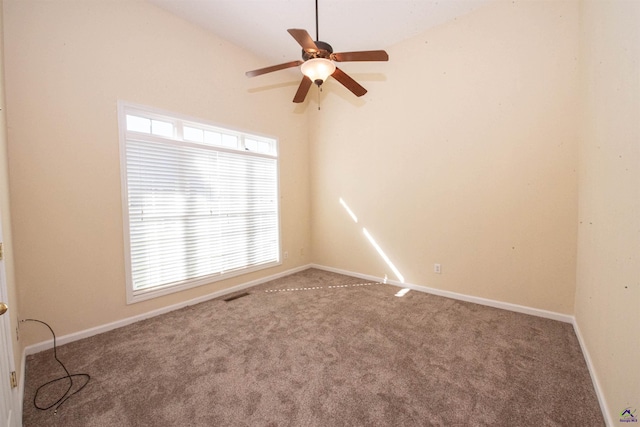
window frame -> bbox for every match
[118,101,281,304]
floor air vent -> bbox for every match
[223,292,250,302]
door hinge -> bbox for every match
[10,371,17,389]
[0,242,3,261]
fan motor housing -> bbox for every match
[302,41,333,60]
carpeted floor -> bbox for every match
[22,268,604,426]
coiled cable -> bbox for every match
[22,319,90,414]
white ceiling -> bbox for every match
[148,0,492,64]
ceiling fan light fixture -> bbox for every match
[301,58,336,86]
[245,1,388,103]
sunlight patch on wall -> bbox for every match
[363,228,405,284]
[339,198,358,223]
[339,196,405,284]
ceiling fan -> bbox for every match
[245,0,389,103]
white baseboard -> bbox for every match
[21,262,608,426]
[26,263,572,354]
[572,319,613,426]
[24,264,311,356]
[310,264,574,323]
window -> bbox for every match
[118,102,280,303]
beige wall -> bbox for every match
[3,0,311,344]
[311,0,580,314]
[576,0,639,422]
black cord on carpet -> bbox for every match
[22,319,91,415]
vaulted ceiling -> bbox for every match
[148,0,492,63]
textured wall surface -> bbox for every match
[576,0,640,423]
[3,0,311,343]
[310,0,580,314]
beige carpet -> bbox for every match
[23,268,604,426]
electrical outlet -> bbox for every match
[284,251,289,259]
[434,264,441,274]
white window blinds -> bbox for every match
[119,103,280,302]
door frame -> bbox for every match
[0,213,20,427]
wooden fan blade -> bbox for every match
[293,76,313,103]
[246,60,303,78]
[331,67,367,97]
[331,50,389,62]
[287,29,319,52]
